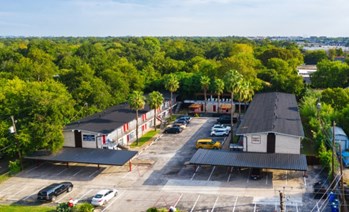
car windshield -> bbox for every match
[94,194,103,198]
[39,191,47,195]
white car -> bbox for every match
[210,129,229,137]
[91,189,118,206]
[211,124,231,132]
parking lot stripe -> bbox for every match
[77,189,94,201]
[286,171,288,185]
[122,170,132,178]
[211,196,219,212]
[10,186,27,198]
[72,169,83,177]
[232,196,238,212]
[303,176,307,186]
[253,203,256,212]
[227,172,232,182]
[207,166,216,181]
[88,169,101,178]
[265,172,268,185]
[55,168,68,176]
[190,195,200,212]
[191,166,200,181]
[24,162,46,174]
[0,184,15,194]
[173,193,183,207]
[102,190,125,212]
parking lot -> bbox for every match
[0,117,327,211]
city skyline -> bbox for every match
[1,0,348,37]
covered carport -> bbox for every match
[189,149,307,171]
[24,147,138,171]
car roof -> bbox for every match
[96,189,112,195]
[197,138,213,142]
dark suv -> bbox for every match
[37,182,73,201]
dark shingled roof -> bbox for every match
[190,149,307,171]
[24,147,138,166]
[64,104,151,134]
[236,92,304,137]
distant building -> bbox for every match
[297,65,317,84]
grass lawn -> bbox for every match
[130,130,160,148]
[0,172,10,184]
[0,205,55,212]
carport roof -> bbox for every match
[189,149,307,171]
[24,147,138,166]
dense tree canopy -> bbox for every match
[0,36,334,157]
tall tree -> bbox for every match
[200,75,210,113]
[148,91,164,131]
[238,81,254,117]
[214,78,224,114]
[164,74,179,115]
[128,91,145,145]
[225,70,243,142]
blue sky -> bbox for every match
[0,0,348,37]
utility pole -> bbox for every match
[332,121,336,183]
[10,116,23,170]
[279,191,285,212]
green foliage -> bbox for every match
[130,130,159,148]
[56,202,93,212]
[304,50,327,65]
[8,160,21,175]
[0,205,55,212]
[311,60,349,88]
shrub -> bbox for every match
[8,160,21,175]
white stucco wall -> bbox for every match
[275,134,301,154]
[63,131,75,147]
[244,133,268,153]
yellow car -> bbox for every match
[196,139,222,150]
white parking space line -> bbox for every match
[72,169,83,177]
[57,190,77,203]
[232,196,238,212]
[286,170,288,185]
[55,168,68,176]
[122,171,132,179]
[207,166,216,181]
[266,172,268,185]
[211,196,219,212]
[253,203,256,212]
[191,166,200,181]
[102,190,125,212]
[10,186,27,198]
[296,202,299,212]
[24,162,47,174]
[88,169,101,178]
[0,184,16,194]
[304,176,307,186]
[77,189,94,201]
[173,193,183,207]
[190,195,200,212]
[22,185,47,201]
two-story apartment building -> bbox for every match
[63,98,173,149]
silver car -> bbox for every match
[210,128,229,137]
[91,189,118,206]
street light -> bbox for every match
[9,116,23,170]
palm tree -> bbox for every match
[214,78,224,114]
[128,91,145,145]
[237,81,253,119]
[148,91,164,131]
[164,74,179,115]
[200,75,210,113]
[243,82,254,112]
[225,69,243,143]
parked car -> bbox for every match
[217,115,237,124]
[172,123,186,129]
[91,189,118,206]
[37,182,73,201]
[211,124,231,132]
[342,151,349,167]
[164,126,183,134]
[210,129,229,137]
[174,120,188,126]
[177,115,192,123]
[196,138,222,150]
[313,181,328,199]
[250,168,262,180]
